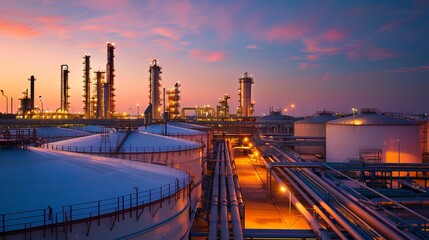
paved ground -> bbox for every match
[234,155,310,230]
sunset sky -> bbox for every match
[0,0,428,116]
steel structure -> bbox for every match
[82,55,91,118]
[94,70,106,119]
[29,75,36,110]
[216,94,230,117]
[148,59,162,120]
[237,72,254,117]
[167,82,180,119]
[105,42,115,118]
[60,64,70,113]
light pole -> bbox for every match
[291,103,295,116]
[39,96,44,118]
[136,104,140,117]
[397,137,401,186]
[1,90,8,114]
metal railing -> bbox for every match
[1,176,191,234]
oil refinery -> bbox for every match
[1,41,429,240]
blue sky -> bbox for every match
[0,0,428,116]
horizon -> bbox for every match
[0,0,428,116]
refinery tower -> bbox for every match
[147,59,162,120]
[237,72,254,117]
[105,42,116,118]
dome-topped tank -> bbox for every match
[36,126,92,143]
[0,147,192,239]
[294,111,339,156]
[256,110,294,136]
[326,108,422,164]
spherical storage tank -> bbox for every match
[326,109,422,163]
[294,111,339,155]
[0,146,192,240]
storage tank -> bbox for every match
[35,126,92,143]
[169,121,213,158]
[294,111,339,156]
[0,146,192,239]
[141,124,209,159]
[326,109,422,164]
[43,129,204,213]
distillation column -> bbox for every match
[105,42,115,118]
[60,64,70,113]
[94,70,106,119]
[237,72,254,117]
[148,59,162,120]
[82,54,91,118]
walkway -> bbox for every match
[234,154,310,230]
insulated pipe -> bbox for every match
[208,144,221,240]
[277,169,351,240]
[220,148,230,239]
[269,168,327,239]
[274,149,416,240]
[230,151,245,219]
[225,141,244,239]
[371,198,429,206]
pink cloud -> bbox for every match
[0,19,39,39]
[152,27,180,40]
[378,16,419,32]
[190,49,227,62]
[298,62,321,70]
[306,54,320,61]
[390,65,429,73]
[420,65,429,69]
[321,29,346,42]
[303,38,342,55]
[153,39,182,51]
[266,24,309,42]
[246,44,259,49]
[347,44,398,61]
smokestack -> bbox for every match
[28,75,36,109]
[61,64,70,112]
[82,54,91,118]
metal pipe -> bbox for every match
[220,147,229,239]
[268,167,326,239]
[208,144,221,240]
[274,149,416,240]
[277,169,352,240]
[225,141,244,239]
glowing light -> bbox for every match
[280,186,287,192]
[244,137,248,142]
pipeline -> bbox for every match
[230,147,245,219]
[276,169,352,240]
[274,148,417,240]
[208,143,221,240]
[225,141,244,239]
[267,164,328,239]
[220,153,229,239]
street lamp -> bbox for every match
[136,104,140,117]
[290,103,295,116]
[39,96,43,118]
[397,137,401,186]
[1,90,8,114]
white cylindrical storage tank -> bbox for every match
[141,124,208,158]
[0,147,191,240]
[43,130,204,213]
[36,126,92,143]
[294,111,339,155]
[169,122,213,157]
[326,111,422,164]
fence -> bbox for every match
[1,177,191,235]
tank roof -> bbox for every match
[256,111,294,122]
[0,147,187,214]
[36,126,92,137]
[141,124,205,136]
[296,112,340,124]
[47,131,202,152]
[327,113,420,126]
